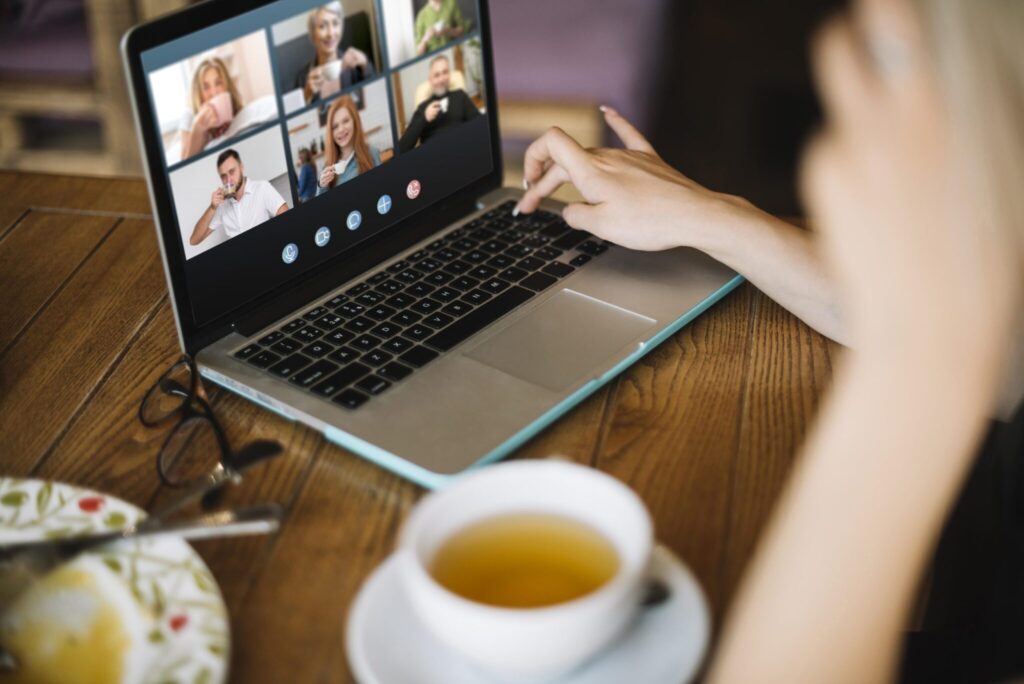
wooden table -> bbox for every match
[0,171,836,682]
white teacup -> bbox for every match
[439,96,449,114]
[319,59,343,82]
[397,460,654,681]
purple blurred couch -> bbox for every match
[489,0,668,132]
[0,0,92,81]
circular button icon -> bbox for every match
[406,180,421,200]
[376,194,392,216]
[346,210,362,231]
[282,243,299,264]
[314,226,331,247]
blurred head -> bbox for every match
[309,2,345,59]
[429,55,451,97]
[323,96,374,185]
[216,149,243,188]
[190,57,242,115]
[298,148,312,166]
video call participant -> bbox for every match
[296,148,318,203]
[190,149,288,246]
[398,55,480,153]
[415,0,467,56]
[318,95,382,192]
[296,2,375,105]
[180,57,243,162]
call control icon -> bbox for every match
[315,226,331,247]
[282,243,299,264]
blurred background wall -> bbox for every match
[0,0,843,215]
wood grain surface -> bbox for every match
[0,172,837,683]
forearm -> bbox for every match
[694,199,845,344]
[190,208,214,245]
[709,355,996,684]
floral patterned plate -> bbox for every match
[0,477,229,684]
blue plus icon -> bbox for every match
[376,194,392,215]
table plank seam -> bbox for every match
[0,207,30,245]
[26,206,154,222]
[0,216,124,363]
[27,292,168,477]
[712,286,762,619]
[589,376,623,468]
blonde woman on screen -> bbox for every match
[179,57,243,162]
[515,0,1024,679]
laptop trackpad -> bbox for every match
[465,290,656,392]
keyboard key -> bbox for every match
[271,338,302,355]
[542,262,575,278]
[417,258,443,272]
[432,287,460,302]
[469,265,497,280]
[552,229,590,250]
[482,278,511,294]
[316,313,344,330]
[281,319,305,333]
[498,267,528,283]
[345,316,375,333]
[412,299,442,314]
[442,301,473,317]
[356,291,385,306]
[402,324,432,341]
[444,260,473,276]
[464,250,489,264]
[290,360,339,388]
[517,256,546,271]
[326,329,355,346]
[326,295,348,308]
[424,313,455,329]
[316,363,372,397]
[345,283,369,296]
[392,310,423,326]
[378,362,413,382]
[425,271,454,286]
[407,282,437,297]
[577,240,609,256]
[400,346,439,368]
[505,245,534,259]
[269,353,313,378]
[258,331,284,346]
[521,235,550,249]
[569,254,592,267]
[355,375,391,396]
[352,334,382,351]
[376,279,405,295]
[248,350,280,368]
[332,388,370,409]
[536,246,564,260]
[294,326,324,342]
[427,286,534,352]
[383,336,414,354]
[435,247,460,261]
[367,305,397,321]
[408,249,430,261]
[362,350,393,367]
[426,239,447,251]
[519,272,558,292]
[386,293,415,309]
[234,344,261,360]
[481,240,509,254]
[449,276,480,292]
[469,228,496,241]
[463,289,493,305]
[539,223,570,240]
[337,302,365,318]
[387,260,409,273]
[452,239,478,252]
[372,321,403,338]
[368,272,389,285]
[486,254,515,269]
[396,268,424,283]
[328,346,360,364]
[303,307,328,321]
[304,341,333,358]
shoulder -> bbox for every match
[369,146,381,163]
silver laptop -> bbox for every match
[122,0,741,489]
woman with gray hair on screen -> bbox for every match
[295,1,375,104]
[516,0,1024,679]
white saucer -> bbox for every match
[345,544,710,684]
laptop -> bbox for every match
[122,0,741,489]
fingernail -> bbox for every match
[599,105,608,112]
[512,204,521,217]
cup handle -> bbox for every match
[642,546,676,608]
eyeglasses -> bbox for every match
[139,355,282,496]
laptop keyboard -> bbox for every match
[232,200,611,410]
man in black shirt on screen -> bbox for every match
[398,54,480,153]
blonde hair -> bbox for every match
[308,2,345,46]
[189,57,243,116]
[916,0,1024,273]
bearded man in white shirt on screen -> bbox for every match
[190,148,288,246]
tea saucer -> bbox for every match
[345,544,710,684]
[0,478,230,683]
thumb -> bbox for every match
[562,202,602,232]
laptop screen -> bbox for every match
[138,0,494,328]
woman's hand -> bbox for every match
[516,108,752,252]
[319,166,336,188]
[341,47,368,71]
[192,104,217,134]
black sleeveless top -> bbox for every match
[899,403,1024,682]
